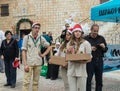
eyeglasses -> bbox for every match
[34,27,40,29]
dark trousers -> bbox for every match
[4,59,17,85]
[51,64,59,79]
[47,63,59,79]
[86,58,103,91]
[46,63,51,78]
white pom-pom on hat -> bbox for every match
[32,22,40,28]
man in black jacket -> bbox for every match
[60,23,70,42]
[85,24,108,91]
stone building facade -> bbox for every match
[0,0,100,40]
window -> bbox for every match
[100,0,109,4]
[1,4,9,16]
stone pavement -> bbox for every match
[0,64,120,91]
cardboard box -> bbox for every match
[49,56,66,66]
[65,54,91,62]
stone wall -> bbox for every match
[0,0,100,40]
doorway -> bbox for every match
[20,29,31,38]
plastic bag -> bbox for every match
[40,65,48,77]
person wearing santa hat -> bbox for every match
[55,29,72,91]
[66,24,92,91]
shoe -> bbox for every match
[4,83,11,86]
[46,76,50,79]
[0,70,4,73]
[51,77,56,80]
[11,84,15,88]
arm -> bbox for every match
[85,41,92,63]
[21,35,29,72]
[0,40,4,59]
[22,50,27,66]
[0,41,3,56]
[41,36,50,47]
[40,46,51,57]
[21,35,28,66]
[39,36,51,57]
[100,37,108,53]
[22,50,29,72]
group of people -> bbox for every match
[58,23,108,91]
[0,22,108,91]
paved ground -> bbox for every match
[0,64,120,91]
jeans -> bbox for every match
[4,58,17,85]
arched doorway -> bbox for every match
[16,18,33,38]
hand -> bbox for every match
[78,60,91,63]
[99,43,105,49]
[38,52,44,58]
[40,54,44,58]
[15,57,19,61]
[48,59,52,64]
[24,65,29,72]
[91,46,97,51]
[62,32,65,35]
[62,62,68,68]
[67,46,74,54]
[1,55,4,60]
[85,59,91,63]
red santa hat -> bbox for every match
[72,24,83,33]
[67,27,73,34]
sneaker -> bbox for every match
[46,76,50,79]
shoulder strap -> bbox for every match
[27,35,29,44]
[26,35,29,49]
[39,35,43,49]
[40,35,42,44]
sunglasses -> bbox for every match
[34,27,40,29]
